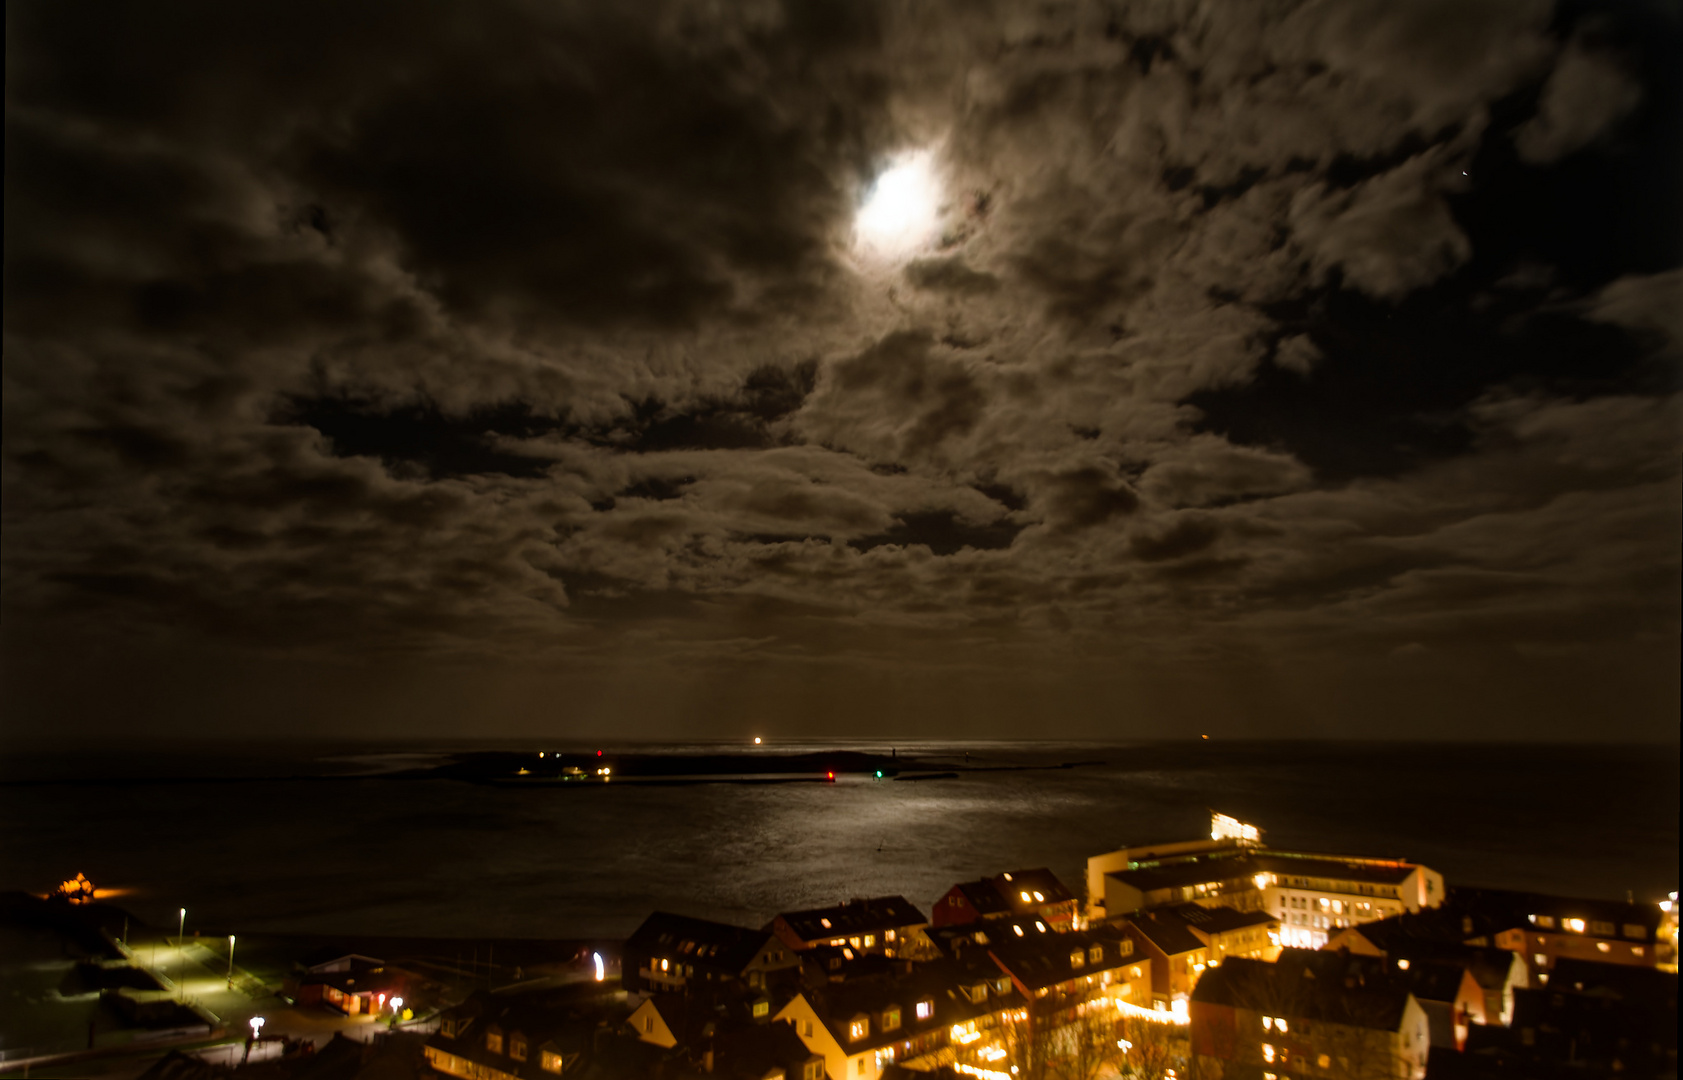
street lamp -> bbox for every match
[177,908,187,1001]
[227,935,236,989]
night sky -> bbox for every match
[4,0,1679,744]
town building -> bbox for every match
[625,911,801,994]
[767,897,930,959]
[1447,887,1670,981]
[931,869,1079,931]
[286,954,408,1017]
[1089,813,1444,947]
[1190,950,1432,1080]
[1114,912,1209,1009]
[776,957,1026,1079]
[985,922,1153,1013]
[1433,959,1678,1079]
[1328,910,1530,1025]
[1162,902,1281,964]
[426,990,590,1079]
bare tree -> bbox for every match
[1115,1015,1182,1080]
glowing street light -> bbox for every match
[250,1016,264,1038]
[227,935,237,989]
[177,908,187,1000]
[593,952,605,982]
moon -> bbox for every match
[855,150,941,260]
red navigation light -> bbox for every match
[826,771,835,781]
[597,750,602,757]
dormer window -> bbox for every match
[753,999,770,1018]
[509,1034,528,1062]
[882,1007,901,1031]
[821,918,832,929]
[1089,946,1103,964]
[1070,949,1085,969]
[486,1029,504,1054]
[441,1018,457,1038]
[849,1015,870,1041]
[915,999,934,1021]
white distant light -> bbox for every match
[753,737,762,745]
[593,951,605,982]
[855,151,941,259]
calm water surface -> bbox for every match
[1,741,1675,939]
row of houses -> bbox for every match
[415,813,1675,1080]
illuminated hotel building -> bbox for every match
[1089,814,1444,949]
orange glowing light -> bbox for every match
[56,873,96,905]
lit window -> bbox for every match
[864,935,875,947]
[882,1007,901,1031]
[542,1051,564,1073]
[1090,946,1103,963]
[916,1000,933,1021]
[1034,891,1045,902]
[1021,891,1032,903]
[754,1000,770,1017]
[849,1017,869,1041]
[487,1032,503,1054]
[1263,1044,1275,1063]
[1277,1019,1288,1034]
[1596,942,1611,953]
[886,930,896,941]
[1013,926,1024,937]
[510,1037,527,1062]
[1564,918,1586,933]
[1035,921,1047,932]
[805,1064,823,1080]
[1318,1054,1331,1069]
[1070,950,1085,970]
[821,918,832,929]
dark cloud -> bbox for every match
[3,0,1678,742]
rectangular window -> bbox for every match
[487,1033,503,1054]
[1623,924,1647,940]
[644,1015,655,1034]
[754,1000,770,1017]
[542,1050,564,1073]
[1089,946,1103,963]
[1590,921,1616,937]
[510,1038,527,1062]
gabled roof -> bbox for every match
[428,990,593,1078]
[1165,903,1277,936]
[1125,912,1207,957]
[773,896,928,943]
[985,926,1141,993]
[948,869,1077,918]
[1406,961,1474,1005]
[1447,887,1664,937]
[1193,953,1415,1032]
[712,1022,825,1080]
[951,880,1013,916]
[628,911,781,974]
[796,961,1022,1055]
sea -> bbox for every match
[1,740,1676,941]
